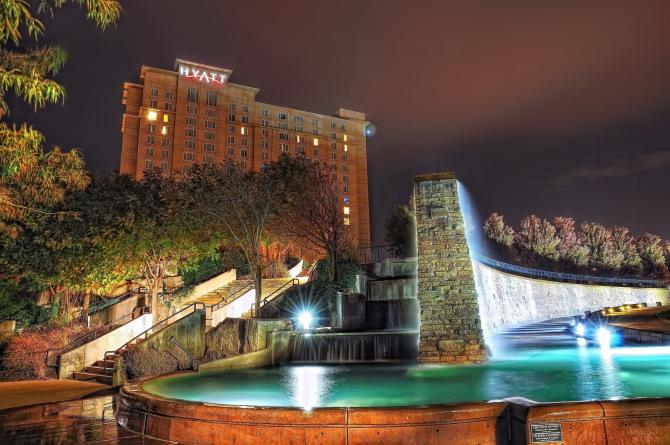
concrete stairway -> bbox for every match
[72,339,145,385]
[187,278,294,323]
[241,278,299,318]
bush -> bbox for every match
[0,324,90,380]
[0,281,39,328]
[124,345,192,380]
[313,258,362,291]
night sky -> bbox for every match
[10,0,670,243]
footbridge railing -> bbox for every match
[472,253,665,288]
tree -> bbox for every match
[384,204,416,257]
[553,217,589,266]
[0,0,121,233]
[266,154,353,283]
[515,215,560,262]
[635,233,666,277]
[186,163,279,314]
[580,222,622,270]
[611,226,641,273]
[128,171,220,320]
[484,213,515,248]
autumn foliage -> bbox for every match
[484,213,670,279]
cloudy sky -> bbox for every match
[11,0,670,242]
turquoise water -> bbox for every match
[142,344,670,408]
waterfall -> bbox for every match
[288,332,418,363]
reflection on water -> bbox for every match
[144,342,670,409]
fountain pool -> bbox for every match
[142,344,670,409]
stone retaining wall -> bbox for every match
[413,172,487,363]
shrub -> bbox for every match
[0,324,89,380]
[124,345,192,380]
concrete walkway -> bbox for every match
[0,380,108,410]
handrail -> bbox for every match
[250,278,300,318]
[169,336,197,369]
[45,306,150,369]
[209,281,254,314]
[103,302,206,372]
[473,253,665,288]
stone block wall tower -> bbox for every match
[413,172,488,363]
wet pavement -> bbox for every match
[0,394,183,444]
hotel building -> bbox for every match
[119,59,370,247]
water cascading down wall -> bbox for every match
[413,172,489,363]
[413,171,670,364]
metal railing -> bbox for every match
[206,282,254,324]
[45,306,150,370]
[103,302,206,372]
[357,244,404,264]
[473,253,665,288]
[250,278,301,318]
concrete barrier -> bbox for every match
[509,398,670,444]
[58,313,153,379]
[190,269,236,301]
[118,381,506,445]
[210,288,255,326]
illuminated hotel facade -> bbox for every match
[119,59,371,247]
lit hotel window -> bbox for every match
[241,127,246,135]
[344,144,348,152]
[344,217,350,226]
[343,134,348,142]
[147,110,158,121]
[163,114,169,123]
[343,206,350,216]
[161,126,167,135]
[313,138,319,146]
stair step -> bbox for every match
[73,372,112,385]
[84,366,114,375]
[94,360,115,367]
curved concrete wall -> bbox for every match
[472,261,669,335]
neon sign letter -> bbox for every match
[179,65,227,85]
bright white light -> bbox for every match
[298,311,313,330]
[292,366,323,411]
[575,323,586,337]
[576,337,587,347]
[597,327,612,347]
[611,346,670,356]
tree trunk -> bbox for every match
[58,288,70,317]
[150,279,163,322]
[254,265,262,318]
[328,249,338,283]
[81,289,91,326]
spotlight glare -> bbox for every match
[597,327,612,347]
[298,311,313,330]
[575,323,586,337]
